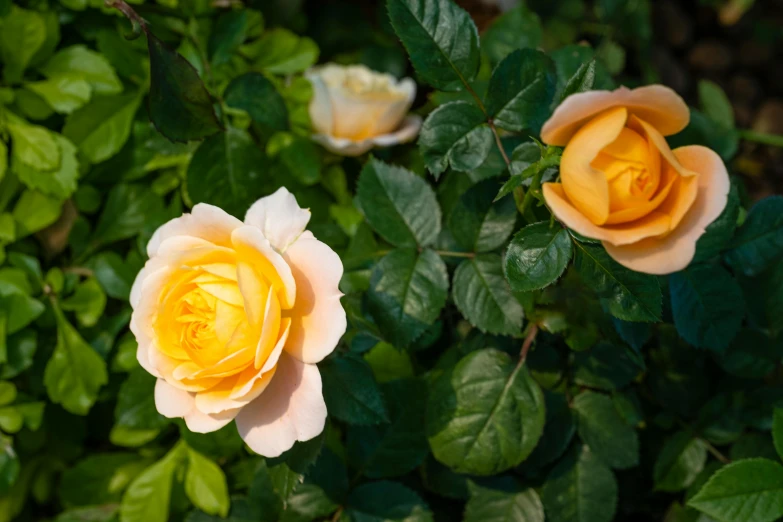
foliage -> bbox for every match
[0,0,778,521]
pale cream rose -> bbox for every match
[540,85,730,275]
[306,63,421,156]
[129,188,346,457]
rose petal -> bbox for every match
[604,146,730,274]
[312,115,422,157]
[155,378,237,433]
[147,203,242,258]
[541,85,690,146]
[283,231,346,364]
[235,352,326,458]
[232,226,296,310]
[560,107,627,225]
[306,72,335,136]
[543,183,671,245]
[244,187,311,253]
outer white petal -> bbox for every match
[146,203,243,258]
[283,231,346,364]
[235,353,326,458]
[306,72,335,136]
[244,187,311,253]
[312,115,422,157]
[155,379,237,433]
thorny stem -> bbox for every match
[489,120,512,167]
[104,0,148,37]
[520,324,539,363]
[433,250,475,259]
[701,438,731,464]
[330,507,344,522]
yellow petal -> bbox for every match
[560,107,628,225]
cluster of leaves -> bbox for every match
[0,0,781,521]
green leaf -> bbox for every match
[6,114,60,171]
[694,182,740,263]
[669,264,745,351]
[559,60,597,102]
[367,249,448,348]
[715,329,780,379]
[0,437,19,496]
[209,10,250,66]
[465,483,544,522]
[572,341,643,391]
[25,75,91,114]
[0,6,46,83]
[688,458,783,522]
[541,445,618,522]
[573,391,639,469]
[419,101,493,178]
[185,446,229,517]
[121,444,185,522]
[524,391,575,469]
[43,305,108,415]
[363,342,414,384]
[387,0,479,91]
[114,367,169,434]
[653,431,707,493]
[725,196,783,276]
[90,251,136,300]
[147,32,221,142]
[504,222,572,292]
[452,254,524,336]
[92,183,165,248]
[347,379,429,478]
[320,353,389,425]
[12,189,62,237]
[59,453,147,507]
[485,49,556,133]
[699,80,734,129]
[245,28,318,75]
[39,45,122,95]
[0,294,45,334]
[480,3,542,66]
[427,348,545,475]
[224,73,288,135]
[449,179,517,253]
[1,330,37,379]
[63,92,142,163]
[186,127,268,218]
[0,383,15,406]
[774,409,783,463]
[345,480,433,522]
[60,278,106,328]
[280,484,338,522]
[357,158,441,248]
[573,242,662,322]
[13,133,78,200]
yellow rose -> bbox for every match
[306,63,421,156]
[129,188,346,457]
[541,85,730,274]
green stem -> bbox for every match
[739,129,783,148]
[489,120,511,168]
[433,250,475,259]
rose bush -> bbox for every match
[0,1,781,522]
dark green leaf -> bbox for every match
[224,73,288,135]
[653,431,707,493]
[449,179,517,253]
[485,49,556,133]
[573,391,639,469]
[114,367,169,432]
[523,391,576,470]
[715,329,780,378]
[504,222,572,292]
[427,349,545,475]
[147,31,221,142]
[774,409,783,462]
[60,453,146,507]
[480,4,542,66]
[209,10,249,66]
[347,379,429,478]
[320,353,389,425]
[357,158,441,248]
[541,445,618,522]
[573,342,643,391]
[573,242,662,322]
[465,483,544,522]
[453,254,524,335]
[559,60,596,102]
[725,196,783,277]
[92,183,165,248]
[345,480,433,522]
[0,438,19,496]
[387,0,479,91]
[670,264,745,351]
[694,182,739,263]
[186,127,268,218]
[419,101,493,178]
[367,249,449,348]
[688,458,783,522]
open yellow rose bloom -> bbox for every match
[541,85,730,274]
[130,188,346,457]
